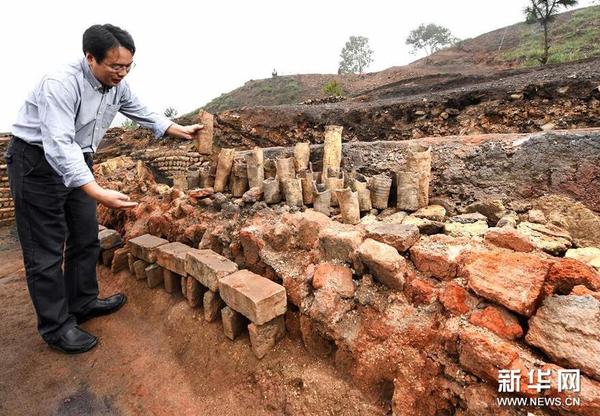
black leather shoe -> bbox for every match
[47,326,97,354]
[74,293,127,324]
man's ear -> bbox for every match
[85,52,95,65]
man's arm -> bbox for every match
[118,83,203,140]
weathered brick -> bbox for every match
[364,222,420,253]
[156,242,197,275]
[356,239,409,290]
[129,234,169,263]
[312,263,355,298]
[185,249,238,292]
[221,306,246,340]
[145,263,163,288]
[163,269,182,294]
[99,229,123,250]
[184,276,203,307]
[127,253,136,275]
[101,247,117,267]
[204,291,224,322]
[248,315,286,359]
[299,314,335,358]
[110,247,130,273]
[219,270,287,325]
[469,305,523,340]
[98,224,107,231]
[133,259,149,281]
[318,222,364,263]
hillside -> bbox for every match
[194,5,600,115]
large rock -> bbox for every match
[128,234,169,263]
[526,295,600,381]
[356,239,409,290]
[412,204,446,222]
[565,247,600,271]
[465,199,506,224]
[219,269,287,325]
[444,214,488,238]
[296,210,331,250]
[460,251,551,316]
[185,249,238,292]
[364,222,420,252]
[483,227,534,252]
[517,221,572,256]
[409,234,484,280]
[542,258,600,297]
[311,263,355,298]
[318,222,364,264]
[98,229,123,250]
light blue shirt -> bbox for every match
[12,57,172,188]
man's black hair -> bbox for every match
[82,24,136,63]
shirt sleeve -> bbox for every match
[118,82,172,138]
[37,79,95,188]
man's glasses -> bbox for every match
[104,62,136,73]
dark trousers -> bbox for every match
[6,137,99,342]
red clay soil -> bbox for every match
[0,226,386,416]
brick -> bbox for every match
[101,247,117,267]
[440,281,479,315]
[356,239,409,290]
[364,222,420,252]
[299,314,334,358]
[110,247,130,273]
[127,253,136,274]
[98,229,123,250]
[296,210,331,250]
[133,259,149,281]
[221,306,246,340]
[483,227,534,252]
[311,263,355,298]
[156,242,197,275]
[318,222,364,263]
[184,276,203,307]
[163,269,182,294]
[129,234,169,263]
[461,251,551,316]
[203,291,224,322]
[219,269,287,325]
[145,263,163,288]
[542,257,600,297]
[469,305,523,340]
[185,249,238,292]
[248,315,286,359]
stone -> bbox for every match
[527,209,547,224]
[461,251,551,316]
[133,259,149,281]
[110,247,130,273]
[299,314,335,358]
[402,215,443,235]
[543,258,600,297]
[156,242,197,275]
[145,263,163,288]
[127,253,135,274]
[98,224,106,231]
[404,276,438,305]
[483,227,534,252]
[565,247,600,271]
[526,295,600,381]
[188,187,214,199]
[444,220,488,238]
[101,247,117,267]
[570,285,600,301]
[219,269,287,325]
[311,263,355,298]
[413,204,446,222]
[204,291,224,322]
[163,269,182,294]
[248,315,286,359]
[184,276,203,307]
[185,249,238,292]
[380,211,407,224]
[221,306,246,340]
[239,226,265,267]
[409,234,483,280]
[356,239,409,290]
[449,213,488,224]
[128,234,169,263]
[98,229,123,250]
[296,210,331,250]
[465,199,506,224]
[517,222,572,256]
[364,222,420,253]
[496,211,518,228]
[469,306,523,340]
[318,222,364,263]
[439,282,479,315]
[242,187,263,204]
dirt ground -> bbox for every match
[0,225,386,416]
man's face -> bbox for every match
[86,46,133,88]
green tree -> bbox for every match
[524,0,579,64]
[338,36,374,74]
[405,24,456,58]
[164,106,178,119]
[322,80,343,97]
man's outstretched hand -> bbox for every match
[166,123,204,140]
[82,181,138,209]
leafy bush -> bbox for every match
[322,80,343,97]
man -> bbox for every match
[6,24,202,354]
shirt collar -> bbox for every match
[80,57,109,92]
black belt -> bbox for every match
[9,135,94,163]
